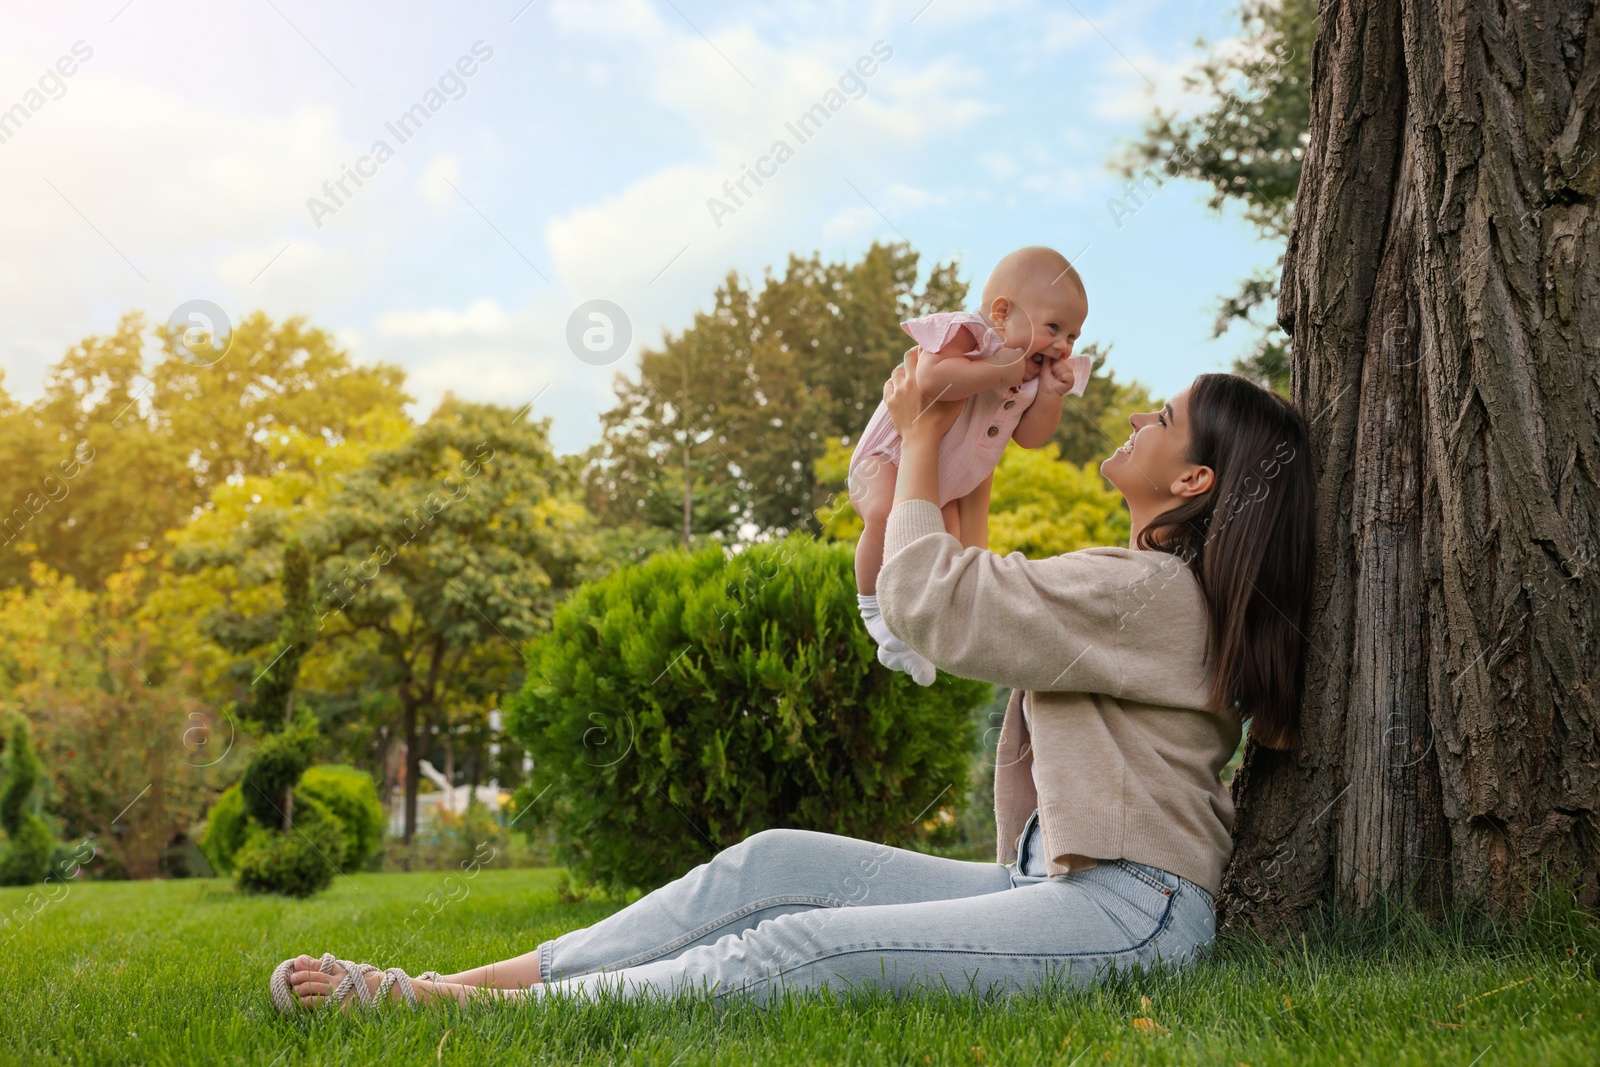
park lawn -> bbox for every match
[0,868,1595,1066]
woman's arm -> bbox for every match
[880,350,1207,698]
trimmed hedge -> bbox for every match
[506,535,989,891]
[200,764,384,878]
[232,793,348,898]
[0,716,54,886]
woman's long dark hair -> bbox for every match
[1135,373,1315,749]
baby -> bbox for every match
[849,245,1090,684]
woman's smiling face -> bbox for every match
[1101,387,1215,543]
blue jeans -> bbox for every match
[532,813,1216,1004]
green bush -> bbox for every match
[239,711,319,830]
[295,765,384,871]
[201,765,382,876]
[198,784,247,877]
[506,535,988,891]
[232,792,348,898]
[0,715,55,886]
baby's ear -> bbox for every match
[988,295,1011,322]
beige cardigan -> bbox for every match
[878,498,1241,895]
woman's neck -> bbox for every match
[1126,503,1152,549]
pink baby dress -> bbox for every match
[848,311,1090,506]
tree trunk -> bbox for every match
[402,698,419,845]
[1223,0,1600,933]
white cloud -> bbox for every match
[820,205,881,242]
[360,290,621,454]
[547,0,668,38]
[1087,49,1213,123]
[376,298,517,339]
[418,155,462,206]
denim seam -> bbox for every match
[575,893,844,975]
[538,940,555,986]
[1114,859,1174,896]
[714,885,1182,1002]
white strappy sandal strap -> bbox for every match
[269,952,440,1013]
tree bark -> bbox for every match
[402,696,418,846]
[1223,0,1600,932]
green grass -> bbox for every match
[1,868,1595,1065]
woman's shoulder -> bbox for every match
[1040,544,1196,575]
[1025,545,1204,613]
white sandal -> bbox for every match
[270,952,445,1013]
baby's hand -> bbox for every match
[1037,355,1078,398]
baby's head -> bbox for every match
[981,246,1089,381]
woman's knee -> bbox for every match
[728,828,812,863]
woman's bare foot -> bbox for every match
[282,955,522,1011]
[284,955,443,1012]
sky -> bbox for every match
[0,0,1279,456]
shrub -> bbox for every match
[506,535,988,891]
[198,783,248,876]
[232,792,348,898]
[239,712,319,830]
[0,715,55,886]
[201,764,382,876]
[295,765,384,871]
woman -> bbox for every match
[274,350,1316,1012]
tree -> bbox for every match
[985,445,1131,558]
[0,562,229,880]
[0,312,409,590]
[237,539,318,834]
[1221,0,1600,931]
[1126,0,1316,394]
[587,242,967,540]
[311,401,596,843]
[179,400,598,844]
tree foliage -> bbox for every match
[0,312,410,591]
[586,242,967,541]
[175,399,598,842]
[0,562,228,880]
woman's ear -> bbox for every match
[1171,465,1215,499]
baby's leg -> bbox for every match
[850,452,936,686]
[940,500,961,538]
[956,474,994,549]
[849,454,899,594]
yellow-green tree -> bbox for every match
[0,312,410,591]
[0,561,231,879]
[175,400,599,843]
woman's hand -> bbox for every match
[885,346,964,442]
